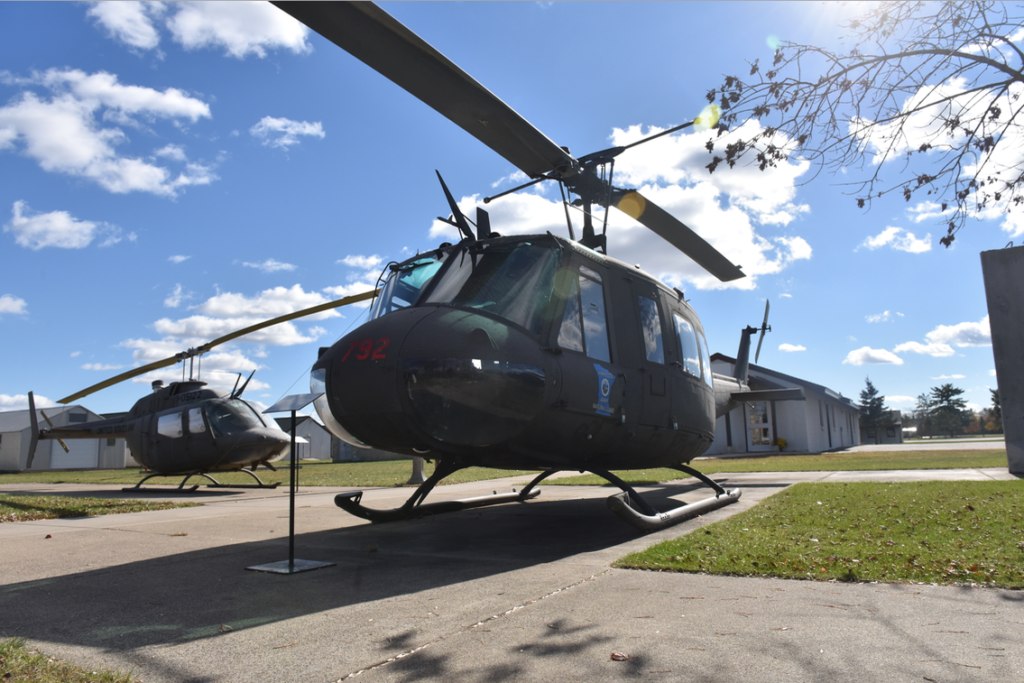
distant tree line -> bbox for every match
[860,377,1002,441]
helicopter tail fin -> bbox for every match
[27,392,39,469]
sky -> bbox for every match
[0,1,1012,420]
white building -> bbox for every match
[706,354,862,455]
[0,405,129,471]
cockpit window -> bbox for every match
[205,400,265,438]
[369,254,448,320]
[424,241,560,336]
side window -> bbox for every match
[673,313,701,376]
[157,412,183,438]
[698,329,714,387]
[637,296,664,364]
[557,274,584,353]
[188,407,206,434]
[557,266,611,362]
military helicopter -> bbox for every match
[27,290,375,491]
[276,2,804,530]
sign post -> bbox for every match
[247,393,336,574]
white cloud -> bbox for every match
[5,201,109,250]
[932,374,966,380]
[90,1,311,59]
[154,143,187,162]
[843,346,904,365]
[778,343,806,352]
[779,293,792,299]
[81,363,124,371]
[164,284,185,308]
[242,258,296,273]
[858,227,931,253]
[87,1,167,51]
[194,284,340,321]
[893,316,991,358]
[167,2,311,58]
[339,254,385,271]
[0,294,27,316]
[168,254,191,264]
[70,351,81,358]
[892,340,955,357]
[0,393,56,411]
[884,395,917,405]
[866,310,904,323]
[249,116,325,149]
[0,69,215,196]
[925,315,991,347]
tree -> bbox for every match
[988,387,1003,432]
[929,383,970,437]
[913,392,934,437]
[859,376,892,442]
[704,1,1024,247]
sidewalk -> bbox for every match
[1,468,1021,682]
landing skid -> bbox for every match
[335,460,548,523]
[332,459,739,531]
[121,466,281,493]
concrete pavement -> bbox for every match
[1,466,1021,682]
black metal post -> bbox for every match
[288,408,296,571]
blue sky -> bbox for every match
[0,2,1008,419]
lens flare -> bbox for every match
[616,191,646,220]
[766,34,781,51]
[693,104,720,132]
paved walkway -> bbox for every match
[1,466,1021,682]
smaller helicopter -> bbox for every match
[27,290,376,491]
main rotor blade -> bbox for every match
[272,1,577,179]
[611,190,745,282]
[58,289,379,405]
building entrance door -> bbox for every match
[746,401,773,451]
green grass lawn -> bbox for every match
[0,638,138,683]
[551,449,1007,486]
[0,459,538,489]
[616,480,1024,588]
[0,494,199,523]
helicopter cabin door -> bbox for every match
[631,282,672,430]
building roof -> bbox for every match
[711,353,859,410]
[0,405,84,432]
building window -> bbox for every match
[106,438,116,447]
[887,427,896,437]
[68,413,87,423]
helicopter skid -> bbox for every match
[121,469,281,493]
[607,488,742,532]
[335,487,541,524]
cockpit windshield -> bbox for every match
[205,399,266,438]
[424,240,561,336]
[368,253,448,320]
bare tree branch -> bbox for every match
[704,1,1024,247]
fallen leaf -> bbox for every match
[44,535,51,539]
[273,641,299,649]
[218,624,233,633]
[611,652,630,661]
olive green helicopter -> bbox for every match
[274,2,805,531]
[27,291,375,491]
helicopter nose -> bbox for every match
[312,307,550,452]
